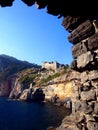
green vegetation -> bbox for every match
[18,73,37,84]
[39,66,69,84]
[0,54,40,82]
[40,73,60,84]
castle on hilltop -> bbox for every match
[42,61,66,72]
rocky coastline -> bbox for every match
[7,67,73,109]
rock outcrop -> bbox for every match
[0,54,40,96]
[9,66,72,106]
[56,16,98,130]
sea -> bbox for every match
[0,97,71,130]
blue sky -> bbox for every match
[0,0,73,66]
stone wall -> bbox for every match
[57,16,98,130]
[42,61,60,72]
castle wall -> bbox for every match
[42,62,59,72]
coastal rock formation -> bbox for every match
[0,77,16,96]
[9,66,73,106]
[0,54,40,96]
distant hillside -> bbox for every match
[0,54,41,81]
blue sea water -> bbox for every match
[0,97,71,130]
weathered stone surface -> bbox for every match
[72,80,81,100]
[81,81,91,91]
[88,32,98,51]
[81,90,96,101]
[68,20,95,44]
[42,81,73,101]
[93,20,98,32]
[89,70,98,80]
[81,101,94,114]
[74,100,93,114]
[87,121,98,130]
[72,41,88,59]
[56,112,85,130]
[91,80,98,89]
[77,51,94,69]
[19,87,45,101]
[80,70,98,83]
[62,16,88,32]
[9,82,22,99]
[70,60,77,70]
[66,70,81,81]
[85,114,95,122]
[19,89,31,100]
[73,101,81,112]
[94,103,98,115]
[80,71,89,83]
[72,31,98,58]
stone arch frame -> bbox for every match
[1,1,98,130]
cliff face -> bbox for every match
[9,66,73,106]
[0,54,40,96]
[0,77,16,96]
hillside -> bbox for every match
[0,54,73,108]
[0,54,41,96]
[0,54,40,81]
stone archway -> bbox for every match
[1,1,98,130]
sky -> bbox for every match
[0,0,73,66]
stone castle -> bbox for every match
[42,61,63,72]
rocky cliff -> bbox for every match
[0,54,40,96]
[8,65,73,108]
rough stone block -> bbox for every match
[89,70,98,80]
[80,71,89,83]
[62,16,85,32]
[94,103,98,115]
[81,101,93,114]
[82,81,91,91]
[87,121,98,130]
[74,100,93,114]
[81,90,96,101]
[72,41,88,58]
[77,51,94,68]
[88,32,98,51]
[68,20,95,44]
